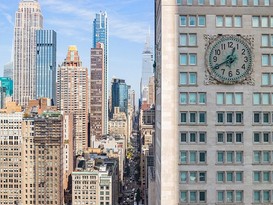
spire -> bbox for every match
[143,27,152,53]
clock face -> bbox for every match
[205,35,253,84]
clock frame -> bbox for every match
[205,34,254,85]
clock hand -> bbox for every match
[213,58,230,69]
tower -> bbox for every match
[93,11,108,132]
[141,29,154,102]
[13,0,43,106]
[155,0,273,204]
[90,42,106,138]
[57,46,88,154]
[36,30,57,104]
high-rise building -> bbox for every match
[0,103,23,205]
[92,11,108,133]
[111,78,128,117]
[90,42,106,138]
[13,0,43,106]
[0,77,13,96]
[3,62,13,80]
[57,46,88,154]
[141,30,154,102]
[36,30,57,104]
[155,0,273,204]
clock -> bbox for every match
[205,35,253,84]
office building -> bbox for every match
[141,30,154,102]
[111,78,128,117]
[0,77,13,97]
[36,30,57,104]
[72,155,119,205]
[57,46,88,154]
[90,42,106,138]
[0,103,23,205]
[13,0,43,106]
[92,11,108,133]
[3,62,13,80]
[155,0,273,204]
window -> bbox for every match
[217,172,224,182]
[189,93,197,104]
[189,53,197,65]
[262,54,269,66]
[179,33,197,46]
[209,0,215,5]
[180,191,206,203]
[263,190,270,202]
[253,0,259,5]
[227,191,233,202]
[254,171,261,182]
[180,16,187,26]
[236,191,243,202]
[179,53,197,65]
[187,0,193,5]
[253,151,261,163]
[217,111,244,124]
[180,93,187,104]
[199,93,206,104]
[216,15,242,27]
[262,34,269,47]
[264,0,270,5]
[220,0,226,5]
[216,16,224,27]
[262,73,270,85]
[189,16,196,26]
[198,16,206,26]
[216,92,243,105]
[180,132,187,142]
[252,16,259,27]
[242,0,248,5]
[198,0,205,5]
[225,16,232,27]
[217,151,243,164]
[190,112,196,123]
[253,112,261,123]
[180,191,187,202]
[232,0,237,5]
[234,16,242,27]
[190,191,197,202]
[176,0,182,4]
[254,191,261,203]
[199,112,206,123]
[180,151,207,164]
[180,171,187,183]
[181,112,187,123]
[262,16,269,27]
[218,191,224,202]
[180,171,206,183]
[217,93,224,104]
[179,72,197,85]
[189,73,197,84]
[254,132,261,143]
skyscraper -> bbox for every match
[0,77,13,96]
[13,0,43,106]
[57,46,88,154]
[3,62,13,80]
[36,30,57,104]
[90,42,106,138]
[111,78,128,117]
[93,11,108,132]
[155,0,273,204]
[141,30,154,102]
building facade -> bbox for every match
[155,0,273,204]
[93,11,108,134]
[0,107,23,205]
[3,62,13,80]
[36,30,57,104]
[13,0,43,106]
[111,78,128,117]
[0,77,13,97]
[57,46,88,154]
[90,42,106,138]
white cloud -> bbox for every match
[40,0,152,44]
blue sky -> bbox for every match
[0,0,154,98]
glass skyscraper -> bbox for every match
[92,11,108,130]
[36,30,57,104]
[111,78,128,117]
[0,77,13,97]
